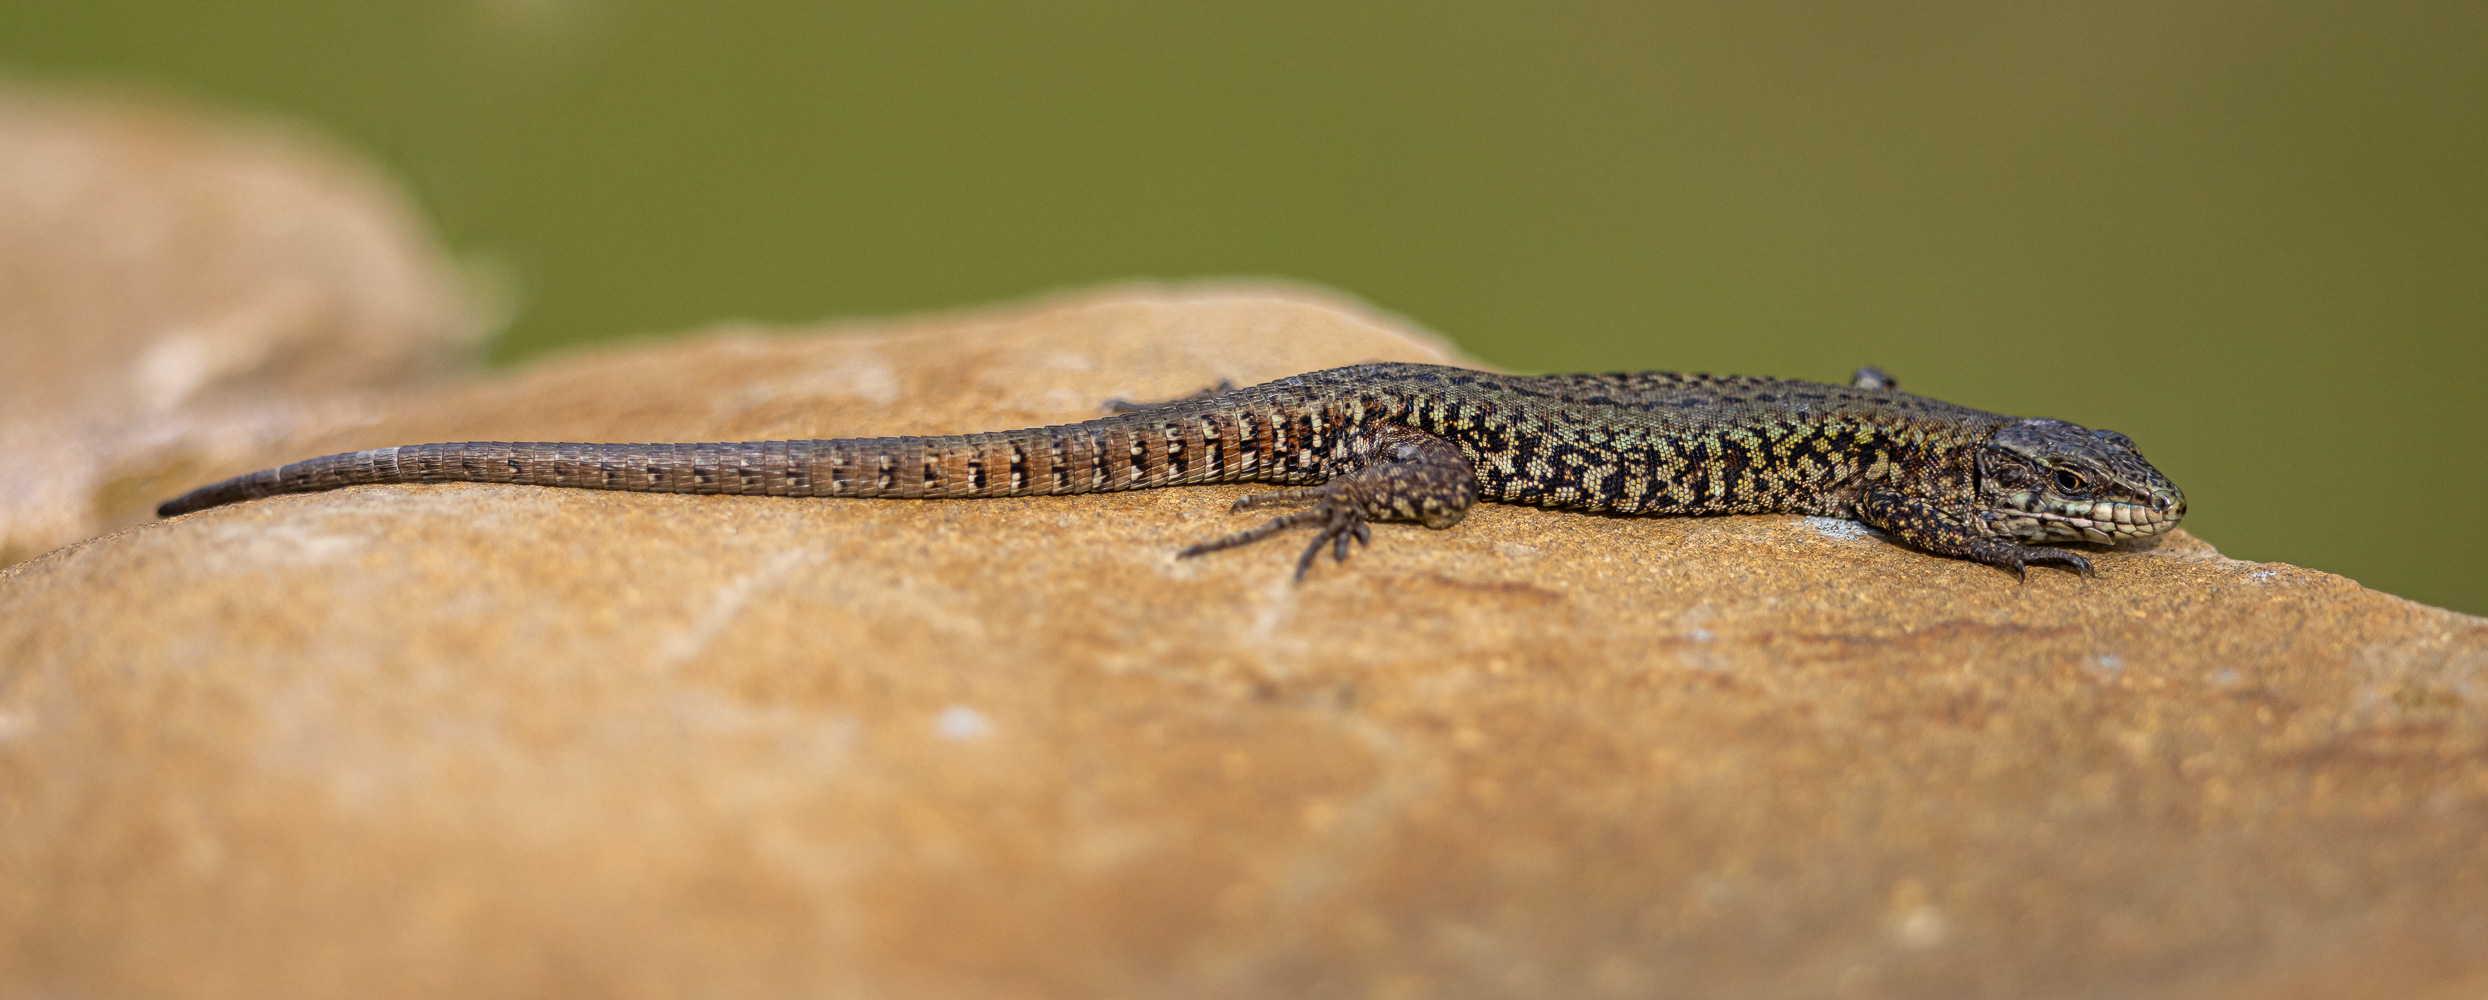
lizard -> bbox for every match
[155,362,2186,580]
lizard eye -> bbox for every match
[2053,469,2086,492]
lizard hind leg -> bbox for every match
[1178,422,1478,581]
[1103,379,1239,414]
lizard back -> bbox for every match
[1297,364,2015,517]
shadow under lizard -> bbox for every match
[157,363,2186,581]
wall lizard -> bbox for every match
[157,363,2185,580]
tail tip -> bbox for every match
[156,492,210,518]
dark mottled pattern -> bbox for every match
[156,363,2186,577]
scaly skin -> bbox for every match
[156,363,2186,580]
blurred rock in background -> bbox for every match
[0,85,480,564]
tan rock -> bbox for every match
[4,291,2483,1000]
[0,87,474,565]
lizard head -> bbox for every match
[1975,418,2185,545]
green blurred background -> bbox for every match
[4,1,2482,613]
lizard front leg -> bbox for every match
[1179,422,1478,580]
[1855,487,2093,580]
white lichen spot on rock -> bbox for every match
[1676,603,1727,669]
[1887,878,1949,949]
[134,329,217,411]
[1804,516,1875,542]
[936,705,992,742]
[203,519,363,569]
[1895,905,1949,949]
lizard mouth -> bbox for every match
[1982,493,2184,546]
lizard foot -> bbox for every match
[1856,487,2097,582]
[1177,422,1478,580]
[1968,541,2096,582]
[1179,491,1374,581]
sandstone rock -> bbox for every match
[0,87,474,565]
[3,291,2483,1000]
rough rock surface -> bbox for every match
[4,290,2485,1000]
[0,86,472,565]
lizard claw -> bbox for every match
[1330,516,1373,563]
[2000,547,2094,582]
[1297,503,1369,580]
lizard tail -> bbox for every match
[155,407,1318,518]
